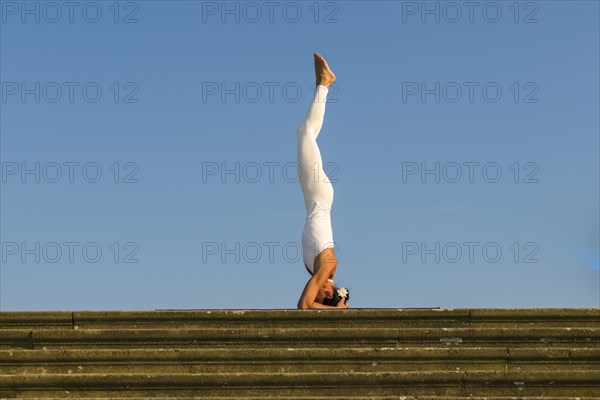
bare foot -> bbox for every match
[314,53,336,88]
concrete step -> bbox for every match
[2,327,598,348]
[3,398,598,400]
[0,370,599,396]
[1,347,598,374]
[2,309,599,329]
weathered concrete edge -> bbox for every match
[0,308,598,325]
[0,370,599,388]
[3,347,599,363]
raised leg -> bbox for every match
[297,85,333,210]
[296,53,337,210]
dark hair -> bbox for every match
[322,284,350,306]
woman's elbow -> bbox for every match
[297,301,310,310]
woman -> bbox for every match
[296,53,350,310]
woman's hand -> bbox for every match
[336,298,350,308]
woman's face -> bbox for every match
[316,280,334,303]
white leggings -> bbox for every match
[297,85,335,275]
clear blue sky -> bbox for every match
[1,0,598,310]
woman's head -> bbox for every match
[319,282,350,306]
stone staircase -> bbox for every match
[0,308,598,398]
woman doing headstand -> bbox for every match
[296,53,350,310]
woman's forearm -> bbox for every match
[306,301,339,310]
